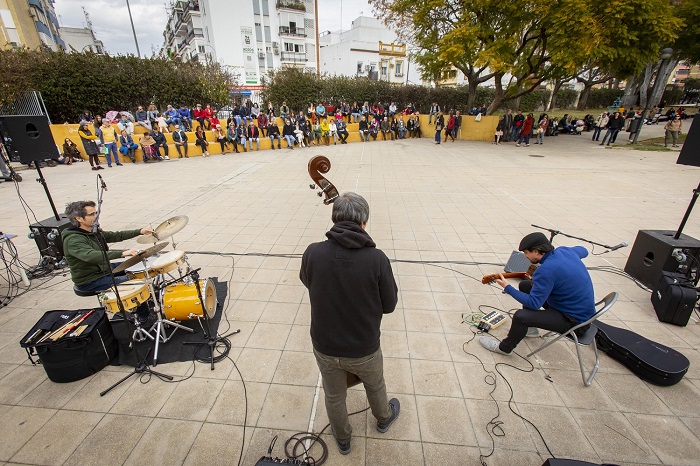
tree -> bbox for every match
[370,0,681,114]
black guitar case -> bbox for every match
[595,321,689,386]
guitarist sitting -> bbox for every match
[480,232,596,355]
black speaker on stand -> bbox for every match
[0,115,59,164]
[625,115,700,288]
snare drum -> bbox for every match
[99,280,151,313]
[162,278,217,321]
[125,255,159,280]
[150,250,186,276]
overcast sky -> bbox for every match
[54,0,374,57]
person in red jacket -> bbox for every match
[516,113,535,147]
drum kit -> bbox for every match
[98,215,217,366]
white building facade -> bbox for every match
[59,26,104,54]
[162,0,319,96]
[319,16,422,85]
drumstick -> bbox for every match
[37,314,82,343]
[69,325,88,337]
[51,309,95,341]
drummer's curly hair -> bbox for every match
[65,201,96,226]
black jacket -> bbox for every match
[300,221,398,358]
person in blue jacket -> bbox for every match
[480,232,596,355]
[178,105,192,131]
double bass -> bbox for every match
[308,155,339,205]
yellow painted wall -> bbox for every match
[51,115,499,162]
[0,0,42,50]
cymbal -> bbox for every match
[136,215,189,244]
[113,242,169,273]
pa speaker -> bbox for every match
[677,113,699,167]
[624,230,700,288]
[0,115,58,164]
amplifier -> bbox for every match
[28,215,71,268]
[624,230,700,288]
[651,271,699,326]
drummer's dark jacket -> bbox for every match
[62,227,141,285]
[300,221,398,358]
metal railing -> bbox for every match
[280,51,307,63]
[279,26,306,37]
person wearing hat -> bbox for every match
[480,232,596,355]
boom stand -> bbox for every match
[183,268,240,370]
[532,224,617,250]
[674,182,700,240]
[91,180,172,396]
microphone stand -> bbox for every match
[531,224,618,250]
[92,176,172,396]
[182,268,240,370]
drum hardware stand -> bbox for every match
[183,268,240,370]
[91,178,173,396]
[138,258,193,367]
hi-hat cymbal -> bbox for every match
[136,215,189,244]
[113,242,169,273]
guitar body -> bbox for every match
[482,272,529,284]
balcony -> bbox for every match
[378,41,406,57]
[28,0,44,12]
[280,51,307,63]
[279,26,305,37]
[276,1,305,12]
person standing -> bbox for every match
[172,125,189,158]
[511,110,524,142]
[444,112,456,142]
[535,114,548,145]
[516,113,534,147]
[429,102,440,124]
[664,114,682,148]
[434,111,444,144]
[100,121,122,167]
[479,232,595,355]
[78,122,103,171]
[600,112,624,146]
[300,192,400,455]
[592,112,609,142]
[503,109,513,142]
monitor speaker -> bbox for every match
[624,230,700,288]
[677,113,699,167]
[0,115,58,164]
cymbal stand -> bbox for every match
[94,178,172,396]
[140,259,193,367]
[183,268,240,370]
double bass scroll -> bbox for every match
[308,155,339,205]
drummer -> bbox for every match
[62,200,157,327]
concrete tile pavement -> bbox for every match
[0,120,698,465]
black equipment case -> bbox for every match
[595,321,689,386]
[20,308,117,383]
[651,271,698,326]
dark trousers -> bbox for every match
[498,280,583,353]
[601,128,619,145]
[154,142,168,157]
[75,264,150,320]
[174,142,188,157]
[338,130,349,142]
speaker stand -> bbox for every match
[675,181,700,240]
[34,162,60,221]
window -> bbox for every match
[381,63,388,77]
[294,43,304,53]
[198,45,205,53]
[395,61,403,76]
[284,42,294,52]
[357,62,363,74]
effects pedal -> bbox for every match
[480,311,507,329]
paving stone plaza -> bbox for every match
[1,120,699,465]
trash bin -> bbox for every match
[628,115,643,134]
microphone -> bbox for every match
[98,173,107,191]
[607,242,628,251]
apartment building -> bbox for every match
[162,0,319,90]
[0,0,65,51]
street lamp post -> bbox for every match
[632,47,673,144]
[125,0,141,57]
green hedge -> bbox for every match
[0,50,232,123]
[262,69,619,114]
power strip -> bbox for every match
[480,311,507,329]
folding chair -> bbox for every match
[527,292,618,387]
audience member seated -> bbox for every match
[247,123,261,151]
[140,132,160,162]
[172,124,189,158]
[62,138,83,162]
[117,114,135,135]
[151,126,170,160]
[178,105,192,131]
[164,105,181,128]
[194,126,210,156]
[119,130,139,163]
[135,106,152,130]
[268,118,282,149]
